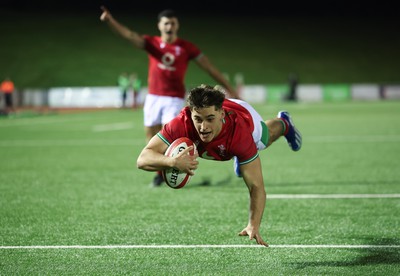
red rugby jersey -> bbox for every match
[144,35,201,98]
[158,99,259,165]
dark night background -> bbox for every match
[1,0,399,87]
[0,0,397,16]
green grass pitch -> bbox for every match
[1,101,399,274]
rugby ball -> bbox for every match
[162,137,196,189]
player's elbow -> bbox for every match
[249,182,266,198]
[136,155,146,170]
[136,155,156,172]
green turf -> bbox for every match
[0,101,399,274]
[1,10,399,88]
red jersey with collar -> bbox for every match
[158,99,259,164]
[144,35,201,98]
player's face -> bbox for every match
[191,106,225,143]
[158,17,179,42]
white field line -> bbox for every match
[1,244,399,249]
[1,134,400,147]
[307,135,400,143]
[92,122,134,132]
[268,194,400,199]
[0,139,144,147]
[0,117,95,127]
[0,120,135,132]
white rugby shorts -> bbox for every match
[143,94,185,127]
[229,99,269,151]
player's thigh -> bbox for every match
[229,99,268,150]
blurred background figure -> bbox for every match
[1,77,16,115]
[286,73,298,102]
[118,72,130,108]
[130,73,142,109]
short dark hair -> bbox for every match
[157,9,177,21]
[187,84,226,111]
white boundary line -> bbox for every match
[268,194,400,199]
[2,134,400,147]
[0,139,144,147]
[307,135,400,143]
[1,245,399,249]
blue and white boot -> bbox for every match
[277,111,302,151]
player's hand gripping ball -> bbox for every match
[162,137,197,189]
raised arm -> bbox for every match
[100,6,145,49]
[137,135,199,175]
[238,157,268,247]
[195,55,240,99]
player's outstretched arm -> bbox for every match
[137,136,198,174]
[195,55,240,99]
[238,157,269,247]
[100,6,145,49]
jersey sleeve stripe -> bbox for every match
[156,133,171,146]
[239,153,259,166]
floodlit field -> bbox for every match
[1,101,399,274]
